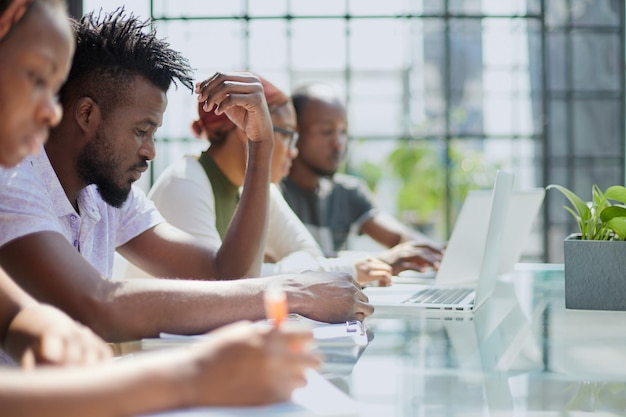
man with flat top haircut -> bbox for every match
[0,9,372,343]
[281,83,443,275]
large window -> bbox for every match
[82,0,625,262]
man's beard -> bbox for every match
[94,177,132,208]
[77,131,132,208]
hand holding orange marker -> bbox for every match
[264,283,288,327]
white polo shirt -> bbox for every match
[0,147,164,278]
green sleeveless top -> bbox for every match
[197,151,239,240]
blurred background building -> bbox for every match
[75,0,625,263]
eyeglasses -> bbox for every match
[273,126,299,150]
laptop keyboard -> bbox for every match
[403,287,474,305]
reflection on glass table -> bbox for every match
[341,264,626,416]
[116,264,626,416]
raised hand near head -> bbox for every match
[195,72,273,144]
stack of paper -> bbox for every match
[141,315,368,351]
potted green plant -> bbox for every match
[546,183,626,311]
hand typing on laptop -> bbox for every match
[377,241,443,276]
[355,257,393,287]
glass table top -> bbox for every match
[116,263,626,416]
[327,264,626,416]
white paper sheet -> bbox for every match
[139,369,359,417]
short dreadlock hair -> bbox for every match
[59,7,194,117]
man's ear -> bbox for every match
[75,97,101,136]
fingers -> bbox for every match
[424,243,444,254]
[34,324,111,367]
[38,334,66,364]
[362,299,375,315]
[66,325,112,365]
[194,72,273,143]
[195,72,255,99]
[356,258,392,285]
[422,246,443,263]
[266,363,311,404]
[292,271,374,323]
[8,305,111,368]
[352,311,366,322]
[347,273,375,319]
[267,326,319,359]
[403,250,442,270]
[274,346,320,376]
[24,337,99,369]
[344,275,370,303]
[399,239,444,254]
[205,90,266,118]
[385,246,443,274]
[378,275,393,287]
[285,349,321,371]
[352,299,374,321]
[270,325,315,354]
[266,328,320,399]
[74,326,113,365]
[23,334,68,367]
[191,322,319,407]
[195,72,263,114]
[20,349,35,371]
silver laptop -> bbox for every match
[396,187,544,285]
[364,170,514,313]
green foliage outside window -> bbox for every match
[387,140,500,237]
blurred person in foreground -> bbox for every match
[0,0,109,368]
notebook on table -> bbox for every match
[363,170,515,314]
[141,315,368,351]
[141,315,370,385]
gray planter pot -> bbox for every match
[564,234,626,311]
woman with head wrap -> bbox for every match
[149,74,395,285]
[188,76,299,239]
[0,3,318,415]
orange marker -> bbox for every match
[264,284,288,327]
